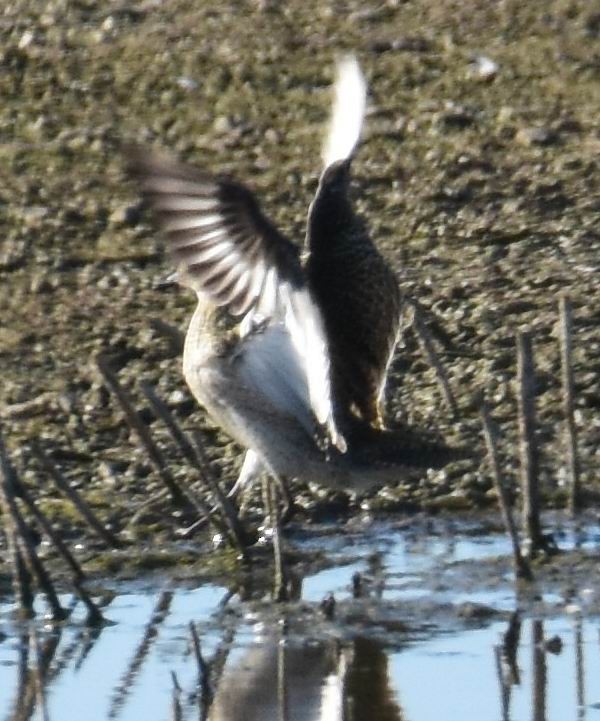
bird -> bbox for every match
[126,56,461,496]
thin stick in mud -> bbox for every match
[407,299,458,417]
[0,439,66,621]
[0,431,34,618]
[12,469,104,624]
[480,401,532,580]
[0,503,34,618]
[96,354,190,509]
[516,331,544,556]
[140,382,230,539]
[30,439,122,550]
[191,430,249,553]
[558,295,580,515]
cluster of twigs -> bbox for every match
[0,349,258,624]
[480,294,582,580]
[0,429,104,625]
[95,353,248,552]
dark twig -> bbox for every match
[14,477,85,583]
[140,382,197,466]
[575,616,585,715]
[6,530,33,620]
[30,626,50,721]
[494,644,511,721]
[558,295,581,514]
[96,353,191,508]
[12,473,104,624]
[0,430,34,619]
[189,622,213,717]
[480,401,532,581]
[0,435,66,621]
[109,591,173,717]
[14,520,66,622]
[191,431,248,553]
[140,383,228,538]
[532,620,547,721]
[1,509,34,620]
[502,611,522,686]
[30,439,122,549]
[73,580,104,627]
[170,671,183,721]
[516,332,544,556]
[407,299,458,417]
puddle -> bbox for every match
[2,518,600,721]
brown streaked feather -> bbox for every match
[305,161,402,432]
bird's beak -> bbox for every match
[154,271,179,290]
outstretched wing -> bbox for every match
[127,146,302,318]
[126,146,345,452]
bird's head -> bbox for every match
[315,158,352,201]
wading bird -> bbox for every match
[127,56,460,497]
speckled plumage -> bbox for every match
[306,159,402,434]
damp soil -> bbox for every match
[0,0,599,568]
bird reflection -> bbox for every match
[207,634,403,721]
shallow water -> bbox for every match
[1,519,600,721]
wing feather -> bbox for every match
[127,145,345,451]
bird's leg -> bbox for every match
[231,451,295,522]
[264,475,288,602]
[228,449,262,500]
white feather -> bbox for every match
[322,54,367,168]
[163,213,222,232]
[154,196,220,212]
[284,287,346,452]
[236,324,315,436]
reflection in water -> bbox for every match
[2,520,600,721]
[208,635,402,721]
[494,611,522,721]
[108,591,173,718]
[8,625,62,721]
[2,596,600,721]
[532,620,547,721]
[575,616,585,721]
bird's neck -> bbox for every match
[183,295,226,373]
[306,191,354,252]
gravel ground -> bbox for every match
[1,0,599,547]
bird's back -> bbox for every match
[306,200,401,431]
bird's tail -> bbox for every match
[321,54,367,169]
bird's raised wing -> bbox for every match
[126,146,345,452]
[127,146,303,317]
